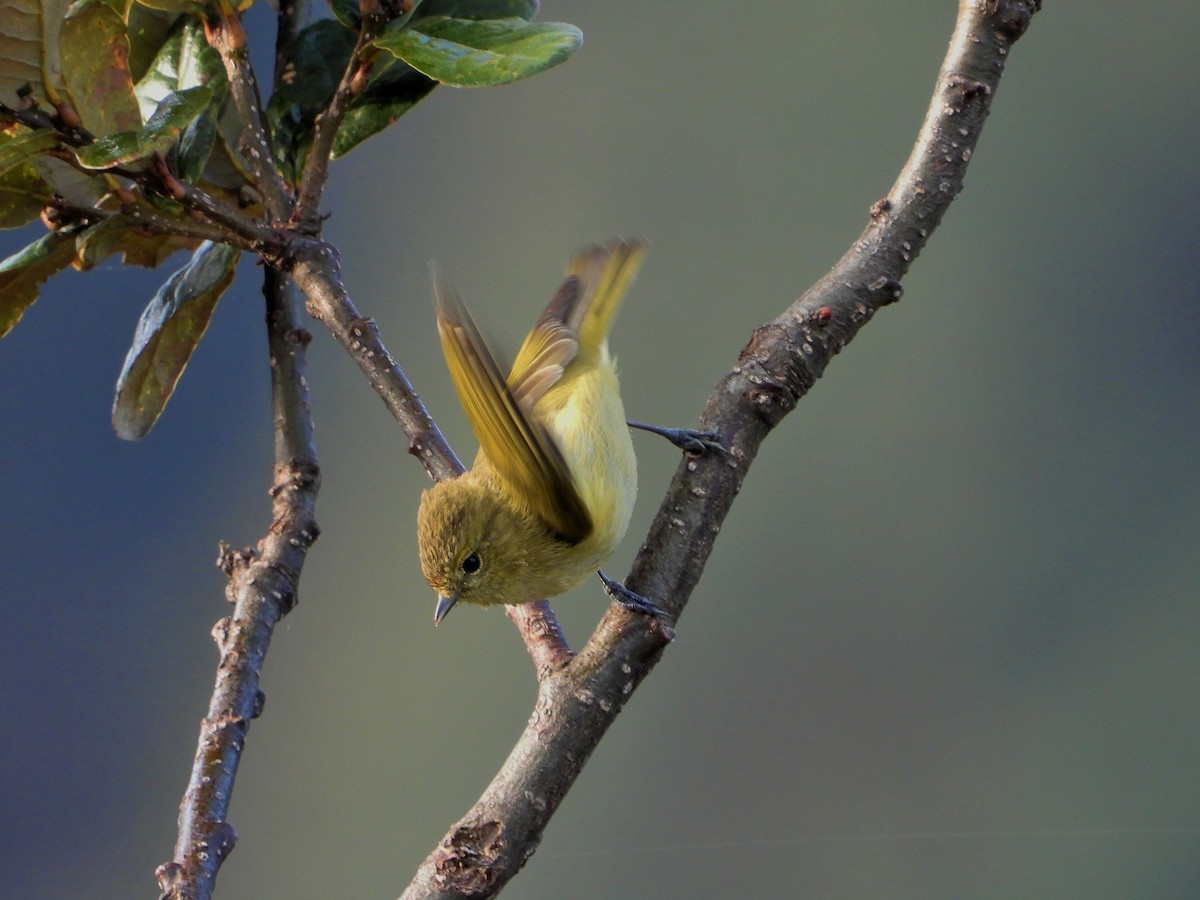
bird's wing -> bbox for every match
[433,272,593,543]
[508,273,582,412]
[508,239,647,411]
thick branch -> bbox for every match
[156,270,321,900]
[400,2,1041,896]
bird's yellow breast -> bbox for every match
[541,348,636,564]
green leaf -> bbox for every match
[0,128,60,177]
[0,163,54,228]
[0,0,73,108]
[374,16,580,88]
[271,17,438,164]
[0,228,80,337]
[414,0,539,20]
[59,0,142,137]
[135,18,243,192]
[112,240,239,439]
[327,0,361,29]
[141,84,213,135]
[74,130,142,168]
[74,84,212,168]
[333,61,436,158]
[126,6,183,83]
[134,16,224,121]
[267,18,356,179]
[175,106,216,182]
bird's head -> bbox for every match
[416,476,551,623]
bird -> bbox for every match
[417,239,655,625]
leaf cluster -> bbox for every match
[0,0,580,438]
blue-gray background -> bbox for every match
[3,2,1197,898]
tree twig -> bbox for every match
[203,0,292,220]
[156,269,321,900]
[399,2,1042,896]
[289,0,388,232]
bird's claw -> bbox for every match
[598,570,672,622]
[627,421,727,455]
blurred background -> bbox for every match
[3,2,1198,897]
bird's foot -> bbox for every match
[627,421,726,455]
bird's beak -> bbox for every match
[433,593,458,626]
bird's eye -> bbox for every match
[461,551,481,574]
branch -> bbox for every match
[204,0,293,220]
[42,193,234,248]
[289,0,388,233]
[287,240,460,479]
[284,239,575,670]
[399,1,1041,896]
[156,269,321,900]
[2,103,278,253]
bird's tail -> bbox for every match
[569,238,647,356]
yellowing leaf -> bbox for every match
[59,0,142,136]
[112,240,239,439]
[0,228,79,337]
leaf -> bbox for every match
[271,19,356,123]
[32,154,106,207]
[0,127,59,177]
[135,18,242,191]
[140,84,212,137]
[191,128,251,195]
[332,61,436,158]
[134,16,224,122]
[126,6,183,83]
[0,0,73,107]
[175,106,216,182]
[74,130,142,169]
[112,240,239,439]
[0,228,80,337]
[59,0,142,137]
[267,18,356,178]
[74,84,212,168]
[373,16,581,88]
[0,162,54,227]
[327,0,361,29]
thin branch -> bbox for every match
[284,240,576,670]
[159,177,280,251]
[286,241,460,479]
[203,0,293,221]
[289,0,388,232]
[3,103,275,252]
[504,601,574,677]
[156,270,321,900]
[399,2,1042,896]
[41,195,235,248]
